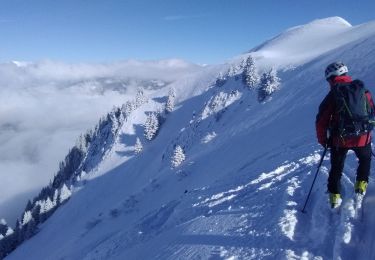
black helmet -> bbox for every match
[325,62,348,79]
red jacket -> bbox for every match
[316,75,375,148]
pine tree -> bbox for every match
[258,68,281,102]
[0,219,8,236]
[0,220,18,258]
[215,72,227,87]
[243,55,260,89]
[122,101,135,118]
[144,113,159,141]
[21,211,33,226]
[42,197,54,214]
[134,138,143,154]
[60,184,72,204]
[5,227,14,236]
[15,219,22,239]
[23,218,37,240]
[77,132,91,152]
[135,89,148,107]
[32,204,41,225]
[24,200,33,212]
[228,61,245,79]
[171,145,186,168]
[166,87,176,113]
[0,236,6,259]
[53,189,60,207]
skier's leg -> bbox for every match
[328,147,348,194]
[353,142,372,183]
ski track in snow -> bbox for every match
[156,151,371,260]
[61,150,368,260]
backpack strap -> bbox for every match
[353,79,373,114]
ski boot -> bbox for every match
[329,193,342,209]
[355,180,368,195]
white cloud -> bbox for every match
[0,59,201,224]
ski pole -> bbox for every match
[301,146,328,213]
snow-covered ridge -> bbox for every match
[4,17,375,259]
[249,17,360,68]
[285,16,352,32]
[252,17,350,51]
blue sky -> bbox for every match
[0,0,374,64]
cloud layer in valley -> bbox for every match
[0,59,201,224]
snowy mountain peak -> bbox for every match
[283,16,352,35]
[250,16,354,68]
[309,16,352,27]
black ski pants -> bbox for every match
[328,143,372,194]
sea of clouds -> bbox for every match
[0,59,201,225]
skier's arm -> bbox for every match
[316,93,334,146]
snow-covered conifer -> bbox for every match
[243,55,260,89]
[144,113,159,141]
[228,62,245,78]
[42,197,54,214]
[60,184,72,204]
[134,137,143,154]
[171,145,186,168]
[22,211,33,226]
[227,65,235,77]
[80,171,87,180]
[122,101,135,118]
[77,132,91,152]
[35,200,43,209]
[166,87,176,113]
[5,227,14,236]
[258,68,281,102]
[0,219,8,236]
[135,89,148,107]
[53,189,59,207]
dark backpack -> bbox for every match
[332,80,374,137]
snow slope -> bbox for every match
[6,17,375,260]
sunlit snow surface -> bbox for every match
[7,17,375,260]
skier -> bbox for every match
[316,61,375,208]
